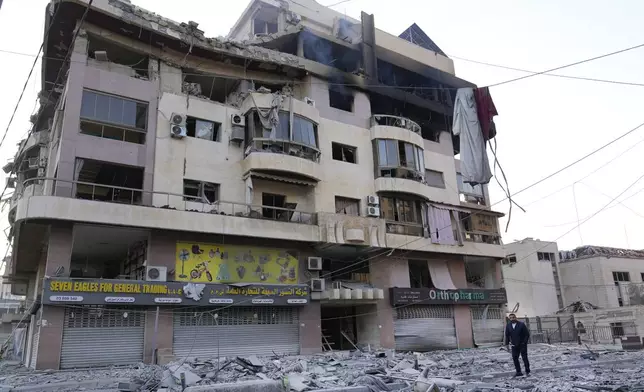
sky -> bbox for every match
[1,0,644,259]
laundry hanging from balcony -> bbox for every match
[452,87,493,186]
[427,205,456,245]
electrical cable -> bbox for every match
[0,4,62,151]
[450,55,644,88]
[486,42,644,88]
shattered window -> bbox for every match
[186,117,221,141]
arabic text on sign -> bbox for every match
[209,298,234,304]
[155,298,182,304]
[104,297,135,303]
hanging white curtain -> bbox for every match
[428,260,457,290]
[428,206,456,245]
[245,177,253,215]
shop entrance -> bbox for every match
[321,306,359,351]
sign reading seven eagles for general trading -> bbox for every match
[389,287,507,306]
[42,278,309,306]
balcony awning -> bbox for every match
[245,171,316,187]
[430,202,505,217]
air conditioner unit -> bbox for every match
[304,97,316,107]
[230,127,245,143]
[231,113,245,127]
[367,195,379,206]
[145,266,168,282]
[171,125,187,139]
[307,256,322,271]
[367,206,380,217]
[170,113,186,126]
[310,278,325,292]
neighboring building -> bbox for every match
[503,238,564,317]
[3,0,507,369]
[558,245,644,309]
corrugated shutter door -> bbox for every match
[394,305,457,351]
[173,307,300,358]
[471,306,505,346]
[60,307,144,369]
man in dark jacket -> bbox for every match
[505,313,530,377]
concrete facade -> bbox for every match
[503,238,564,317]
[5,0,506,369]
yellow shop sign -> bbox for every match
[175,242,299,284]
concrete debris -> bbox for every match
[2,344,644,391]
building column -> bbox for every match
[35,223,74,370]
[299,302,321,354]
[370,256,411,349]
[448,257,474,349]
[143,307,174,364]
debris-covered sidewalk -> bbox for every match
[1,344,643,391]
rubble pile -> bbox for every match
[1,344,644,391]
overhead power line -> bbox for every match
[486,42,644,88]
[0,4,63,151]
[451,55,644,87]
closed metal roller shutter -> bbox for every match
[30,326,39,370]
[60,307,145,369]
[471,306,505,346]
[394,305,457,351]
[173,307,300,358]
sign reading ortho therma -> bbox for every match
[390,287,507,306]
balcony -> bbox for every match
[371,115,423,148]
[13,177,320,243]
[317,212,386,248]
[243,140,322,182]
[385,220,424,237]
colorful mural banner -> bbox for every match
[175,242,299,284]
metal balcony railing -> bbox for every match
[19,177,317,225]
[371,115,421,134]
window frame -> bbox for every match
[246,110,319,150]
[185,117,221,142]
[331,142,357,163]
[335,196,360,216]
[380,195,422,224]
[183,179,219,204]
[80,89,148,131]
[375,139,425,179]
[424,169,446,189]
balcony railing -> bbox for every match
[19,177,317,225]
[245,138,320,163]
[371,115,421,134]
[464,230,501,245]
[386,221,424,236]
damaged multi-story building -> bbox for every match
[3,0,508,369]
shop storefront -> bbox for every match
[470,305,505,346]
[41,277,310,367]
[173,306,300,358]
[60,306,145,369]
[390,287,507,351]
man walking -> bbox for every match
[504,313,530,377]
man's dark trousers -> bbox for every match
[511,343,530,375]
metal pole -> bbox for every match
[152,306,159,364]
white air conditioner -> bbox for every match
[231,113,245,127]
[367,206,380,217]
[307,256,322,271]
[171,125,187,139]
[230,127,245,143]
[145,266,168,282]
[304,97,316,107]
[310,278,325,292]
[367,195,379,206]
[170,113,186,126]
